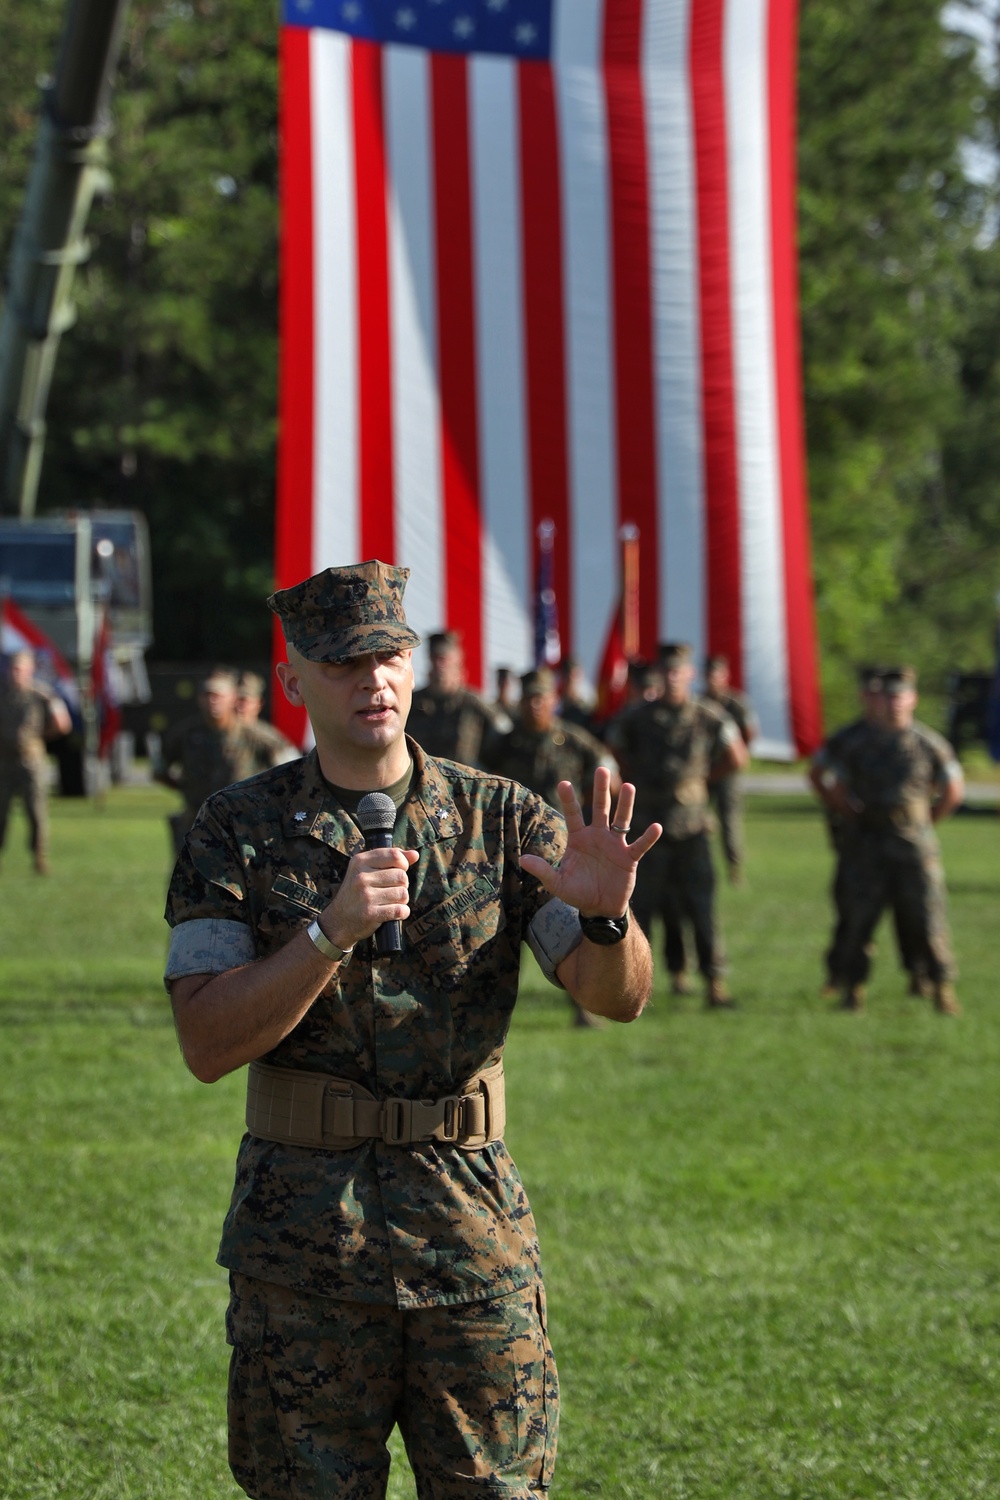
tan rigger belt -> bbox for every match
[246,1057,505,1152]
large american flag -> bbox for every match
[274,0,821,758]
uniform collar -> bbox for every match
[281,739,459,852]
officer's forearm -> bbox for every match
[555,922,653,1022]
[169,932,347,1084]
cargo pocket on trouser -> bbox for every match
[403,1279,559,1497]
[226,1273,294,1500]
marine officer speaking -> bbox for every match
[164,561,662,1499]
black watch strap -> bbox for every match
[578,911,630,946]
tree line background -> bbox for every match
[1,0,999,728]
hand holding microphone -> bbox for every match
[316,793,417,959]
[357,792,407,955]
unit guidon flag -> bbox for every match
[275,0,821,757]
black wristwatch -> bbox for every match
[578,910,630,946]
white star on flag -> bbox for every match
[485,0,509,10]
[395,6,416,27]
[341,0,361,18]
[453,15,475,37]
[513,22,537,44]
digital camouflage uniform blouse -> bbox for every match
[165,739,572,1311]
[814,719,959,842]
[605,697,739,838]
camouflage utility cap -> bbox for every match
[659,642,693,668]
[882,666,917,695]
[857,664,886,693]
[201,667,239,694]
[269,561,421,663]
[521,668,557,697]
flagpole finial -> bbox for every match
[537,518,556,545]
[619,522,639,543]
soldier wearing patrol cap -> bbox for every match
[605,642,747,1006]
[235,671,300,770]
[809,665,964,1014]
[701,653,758,885]
[0,648,72,874]
[154,666,294,856]
[163,558,662,1498]
[485,666,622,1030]
[409,628,509,768]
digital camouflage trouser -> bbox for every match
[226,1272,558,1499]
[630,829,724,978]
[835,831,955,987]
[709,774,744,870]
[0,759,49,856]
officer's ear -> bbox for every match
[276,658,304,708]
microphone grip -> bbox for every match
[363,826,404,956]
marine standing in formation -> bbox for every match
[164,560,661,1498]
[154,666,296,855]
[485,666,622,1028]
[701,653,758,884]
[408,629,509,768]
[809,666,964,1014]
[0,648,72,874]
[235,670,300,769]
[606,642,747,1006]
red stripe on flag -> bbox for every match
[518,60,572,653]
[431,53,484,686]
[274,26,315,744]
[769,0,821,751]
[352,40,395,562]
[603,1,660,658]
[690,0,743,683]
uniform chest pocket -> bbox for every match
[406,874,508,989]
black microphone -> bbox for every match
[356,791,404,956]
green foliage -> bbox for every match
[2,789,1000,1496]
[799,0,996,722]
[0,0,280,663]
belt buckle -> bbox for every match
[439,1095,461,1143]
[382,1098,411,1145]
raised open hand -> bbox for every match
[520,767,662,917]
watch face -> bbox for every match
[581,915,628,945]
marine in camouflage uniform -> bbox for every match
[165,560,660,1498]
[809,666,964,1014]
[236,671,301,770]
[0,649,72,873]
[484,668,618,813]
[606,643,747,1006]
[155,668,296,855]
[701,654,758,884]
[409,631,508,769]
[485,667,621,1028]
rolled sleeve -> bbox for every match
[526,898,583,988]
[164,918,256,989]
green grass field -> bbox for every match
[1,785,998,1498]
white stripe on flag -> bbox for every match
[385,43,443,682]
[553,0,619,688]
[311,30,359,569]
[644,0,706,659]
[725,0,791,751]
[469,54,533,678]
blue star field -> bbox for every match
[282,0,553,61]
